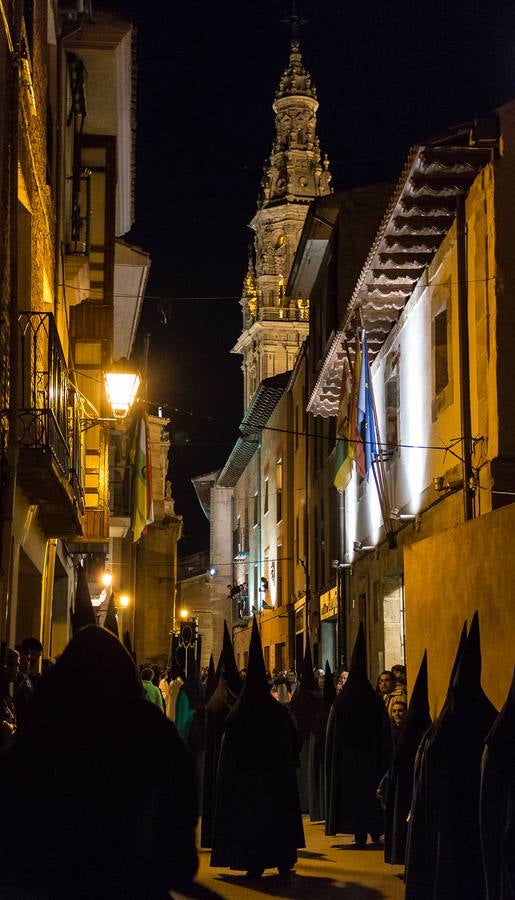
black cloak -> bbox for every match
[210,616,305,874]
[383,650,431,864]
[204,652,217,704]
[480,667,515,900]
[309,659,336,822]
[0,625,198,899]
[404,612,498,900]
[325,622,392,840]
[70,563,96,633]
[289,640,322,814]
[200,621,241,848]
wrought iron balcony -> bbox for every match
[16,311,84,537]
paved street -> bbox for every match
[182,818,405,900]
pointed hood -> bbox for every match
[235,615,269,701]
[299,640,318,692]
[204,653,216,704]
[206,623,240,719]
[443,619,467,705]
[289,637,322,737]
[349,621,368,680]
[394,651,431,764]
[485,666,515,754]
[323,660,336,705]
[453,611,481,697]
[103,593,119,638]
[221,621,241,697]
[333,622,386,746]
[183,646,201,709]
[71,563,96,633]
[123,630,136,664]
[224,617,286,758]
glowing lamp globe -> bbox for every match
[104,359,141,419]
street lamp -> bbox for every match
[104,358,141,420]
[119,594,130,608]
[101,571,112,588]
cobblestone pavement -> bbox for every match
[178,817,405,900]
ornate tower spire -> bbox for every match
[233,29,332,410]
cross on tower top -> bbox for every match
[281,0,308,43]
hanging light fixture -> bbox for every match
[104,358,141,419]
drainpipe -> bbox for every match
[0,0,23,663]
[456,193,474,521]
[41,539,57,658]
[337,488,347,671]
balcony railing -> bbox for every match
[16,311,84,535]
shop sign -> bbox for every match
[320,585,338,621]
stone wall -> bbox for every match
[404,501,515,715]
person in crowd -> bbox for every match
[389,697,408,747]
[309,660,336,821]
[166,665,184,721]
[159,669,170,709]
[289,642,322,815]
[272,673,292,705]
[391,663,406,688]
[14,636,43,729]
[336,669,349,693]
[0,649,20,748]
[201,622,241,849]
[326,623,392,847]
[141,666,165,711]
[175,650,202,746]
[287,668,298,695]
[383,651,431,865]
[211,616,304,879]
[404,612,497,900]
[376,669,395,703]
[480,667,515,900]
[0,625,198,899]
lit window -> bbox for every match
[276,458,283,523]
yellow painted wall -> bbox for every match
[404,501,515,716]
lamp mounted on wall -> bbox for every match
[104,358,141,420]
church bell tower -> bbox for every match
[233,35,332,410]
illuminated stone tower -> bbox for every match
[233,36,332,410]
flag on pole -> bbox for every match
[356,330,379,480]
[334,335,363,490]
[131,410,154,542]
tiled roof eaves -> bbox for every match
[218,373,290,487]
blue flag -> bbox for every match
[357,330,379,480]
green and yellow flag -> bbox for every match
[131,410,154,542]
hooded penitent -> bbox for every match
[405,613,498,900]
[383,650,431,864]
[289,640,322,814]
[200,622,241,848]
[325,622,392,839]
[70,563,96,633]
[480,667,515,900]
[309,660,336,822]
[103,592,119,638]
[0,626,198,899]
[210,616,304,873]
[204,653,217,704]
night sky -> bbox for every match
[105,0,514,556]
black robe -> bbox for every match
[325,623,392,839]
[0,626,198,900]
[383,650,431,864]
[289,641,322,816]
[308,660,336,822]
[480,668,515,900]
[211,616,304,873]
[200,624,241,849]
[405,612,497,900]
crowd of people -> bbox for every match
[0,616,513,899]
